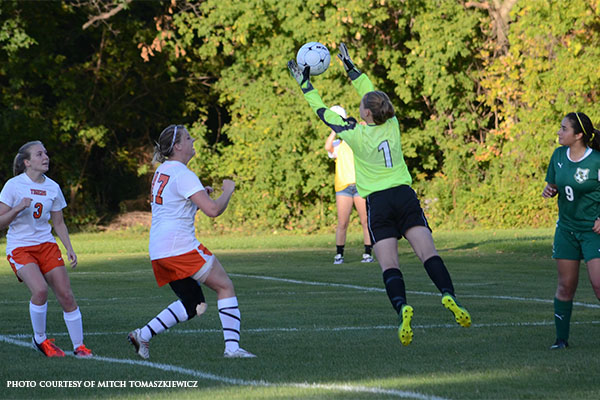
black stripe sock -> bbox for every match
[382,268,406,314]
[423,255,454,296]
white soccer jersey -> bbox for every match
[0,173,66,254]
[149,160,205,260]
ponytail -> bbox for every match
[362,91,395,125]
[153,125,182,163]
[13,141,43,176]
[591,128,600,152]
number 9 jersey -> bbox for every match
[546,146,600,232]
[0,173,67,254]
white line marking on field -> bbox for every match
[0,334,447,400]
[4,320,599,340]
[230,273,600,309]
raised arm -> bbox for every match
[338,42,374,97]
[325,131,336,154]
[189,179,235,218]
[287,60,357,134]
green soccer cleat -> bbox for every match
[442,293,471,327]
[398,304,414,346]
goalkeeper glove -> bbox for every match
[337,42,361,80]
[287,60,311,88]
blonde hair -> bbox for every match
[13,141,43,176]
[153,124,183,163]
[362,91,395,125]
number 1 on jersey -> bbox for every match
[378,140,393,168]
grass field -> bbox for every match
[1,228,599,399]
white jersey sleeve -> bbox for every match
[0,174,66,254]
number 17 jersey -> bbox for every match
[149,160,205,260]
[546,146,600,232]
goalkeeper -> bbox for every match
[288,43,472,345]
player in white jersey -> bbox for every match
[127,125,255,359]
[0,141,92,358]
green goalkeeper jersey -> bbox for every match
[546,146,600,232]
[302,73,411,197]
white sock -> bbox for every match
[30,302,47,344]
[63,307,84,350]
[141,300,188,342]
[218,297,241,352]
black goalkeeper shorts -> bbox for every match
[366,185,431,244]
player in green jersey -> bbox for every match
[288,43,471,346]
[543,112,600,350]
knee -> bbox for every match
[337,220,349,231]
[221,276,234,293]
[31,286,49,304]
[216,277,235,298]
[359,214,368,226]
[556,281,576,300]
[55,289,77,310]
[590,282,600,298]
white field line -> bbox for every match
[0,335,447,400]
[2,321,600,339]
[3,320,600,340]
[2,273,598,400]
[230,273,600,309]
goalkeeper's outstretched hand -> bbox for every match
[337,42,361,79]
[287,60,311,87]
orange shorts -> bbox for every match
[151,244,214,287]
[7,242,65,282]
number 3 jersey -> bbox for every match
[0,173,66,254]
[546,146,600,232]
[149,160,205,260]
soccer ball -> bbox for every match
[296,42,330,76]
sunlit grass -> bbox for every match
[2,228,599,399]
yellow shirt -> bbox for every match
[330,140,356,192]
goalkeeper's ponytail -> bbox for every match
[362,91,395,125]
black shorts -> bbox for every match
[366,185,430,243]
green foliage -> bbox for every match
[0,6,37,55]
[2,0,599,231]
[451,0,600,228]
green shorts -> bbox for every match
[553,226,600,262]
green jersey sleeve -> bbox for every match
[302,81,360,136]
[351,73,375,98]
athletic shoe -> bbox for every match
[224,348,257,358]
[74,344,93,358]
[442,293,472,327]
[550,339,569,350]
[33,338,65,357]
[128,329,150,359]
[398,304,414,346]
[333,254,344,264]
[361,253,374,263]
